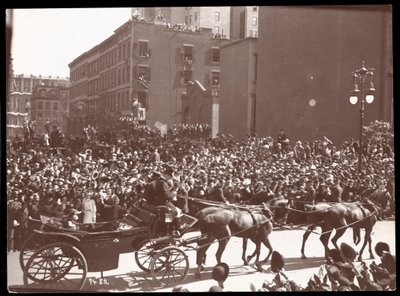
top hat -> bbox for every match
[271,251,285,273]
[211,262,229,283]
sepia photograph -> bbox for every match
[5,5,395,292]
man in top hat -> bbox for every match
[153,166,186,235]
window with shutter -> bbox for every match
[139,40,150,57]
[211,47,220,63]
[182,44,193,61]
[211,71,220,87]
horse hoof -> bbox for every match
[370,255,375,259]
[200,265,205,271]
[255,263,263,272]
[301,255,307,260]
[194,272,201,279]
[246,255,252,263]
[243,260,248,266]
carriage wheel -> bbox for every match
[151,246,189,287]
[134,240,168,273]
[23,242,88,291]
[19,232,45,270]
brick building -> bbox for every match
[6,72,70,137]
[230,6,259,39]
[30,85,70,134]
[219,37,258,137]
[255,6,392,144]
[131,7,233,38]
[68,18,230,134]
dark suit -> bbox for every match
[209,185,228,203]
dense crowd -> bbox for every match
[7,119,394,255]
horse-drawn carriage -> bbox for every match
[20,200,198,291]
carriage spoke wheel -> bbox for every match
[135,240,168,273]
[151,246,189,287]
[23,242,87,291]
[20,233,45,270]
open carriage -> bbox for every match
[20,200,198,291]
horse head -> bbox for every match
[363,198,381,215]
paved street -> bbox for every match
[8,220,395,292]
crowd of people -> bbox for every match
[173,241,395,292]
[7,119,394,255]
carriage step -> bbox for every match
[181,235,205,245]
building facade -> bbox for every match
[255,5,392,144]
[230,6,259,39]
[7,73,70,137]
[68,19,230,134]
[30,85,70,134]
[219,37,258,137]
[131,7,232,38]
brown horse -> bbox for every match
[300,200,379,261]
[195,204,274,276]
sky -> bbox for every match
[9,8,132,78]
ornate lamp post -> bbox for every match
[349,61,376,173]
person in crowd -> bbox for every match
[82,191,97,224]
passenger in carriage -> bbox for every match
[152,166,187,236]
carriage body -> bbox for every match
[21,202,198,291]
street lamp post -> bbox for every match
[349,61,376,173]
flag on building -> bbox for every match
[154,121,167,138]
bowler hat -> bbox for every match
[340,242,357,262]
[164,166,174,177]
[375,242,390,257]
[209,285,223,292]
[211,262,229,283]
[326,265,352,287]
[381,252,396,273]
[271,251,285,273]
[328,249,344,263]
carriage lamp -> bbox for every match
[348,61,376,173]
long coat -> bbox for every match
[82,198,97,223]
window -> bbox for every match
[252,17,257,26]
[181,70,193,85]
[137,90,148,108]
[38,112,43,121]
[53,102,58,110]
[45,102,51,110]
[214,26,220,34]
[253,6,257,12]
[122,67,126,84]
[250,30,258,37]
[136,65,151,82]
[211,47,220,63]
[195,12,198,21]
[138,40,150,57]
[211,71,220,87]
[189,15,192,23]
[215,12,220,21]
[38,101,43,109]
[183,44,193,61]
